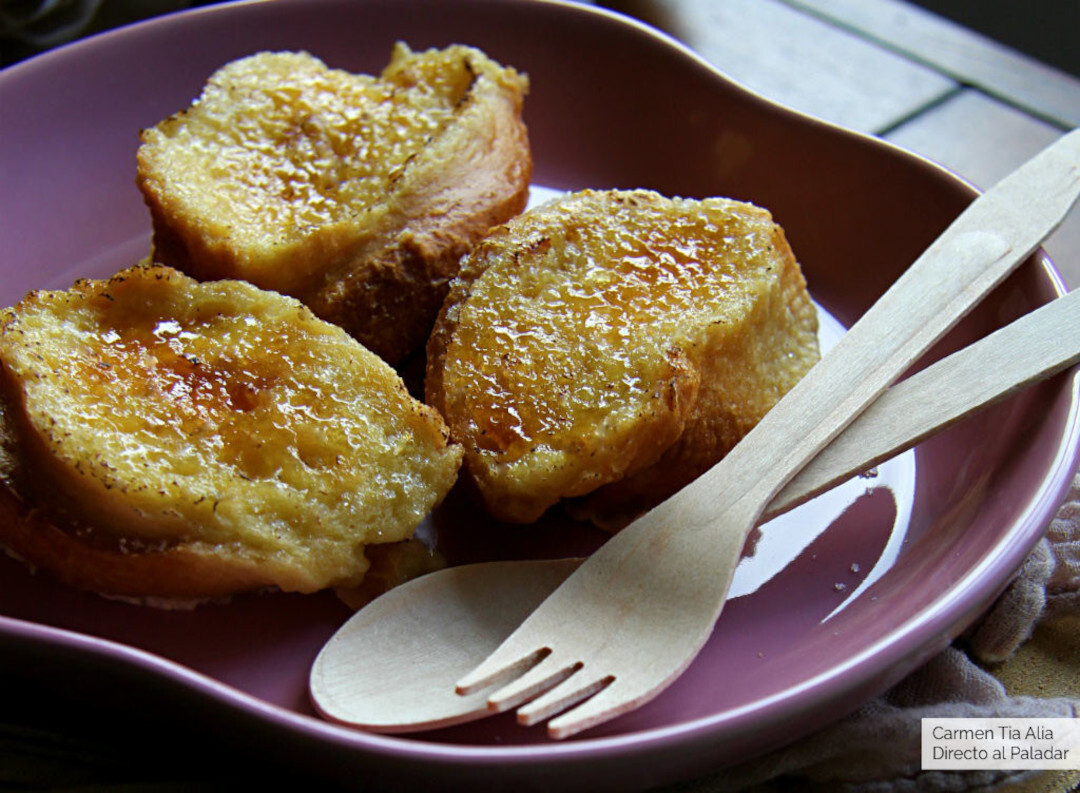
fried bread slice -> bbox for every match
[427,189,820,527]
[136,44,531,364]
[0,264,462,601]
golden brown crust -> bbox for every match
[0,264,462,601]
[568,217,819,528]
[0,487,271,601]
[427,189,820,527]
[136,44,531,364]
[0,484,445,605]
[303,58,533,362]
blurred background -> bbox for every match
[1,0,206,65]
[2,0,1079,77]
[907,0,1079,77]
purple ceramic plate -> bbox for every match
[1,0,1077,789]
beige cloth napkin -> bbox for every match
[677,473,1080,793]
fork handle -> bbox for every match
[766,282,1080,519]
[683,128,1080,526]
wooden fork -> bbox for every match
[455,129,1080,739]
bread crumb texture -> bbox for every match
[0,264,461,596]
[136,44,531,363]
[428,189,820,527]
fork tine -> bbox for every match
[515,669,614,727]
[485,651,580,713]
[455,643,548,696]
[544,679,639,740]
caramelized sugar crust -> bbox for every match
[427,189,820,527]
[137,44,531,363]
[0,264,461,598]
